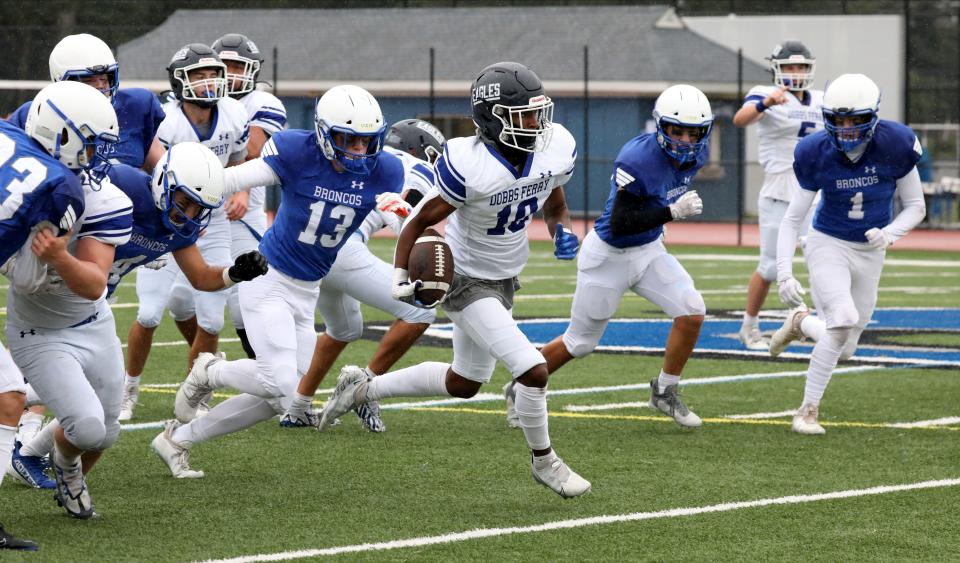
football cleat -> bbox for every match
[769,305,810,357]
[0,523,39,551]
[355,400,385,433]
[503,380,521,428]
[738,325,769,351]
[174,352,222,423]
[279,410,320,428]
[649,378,702,428]
[151,420,205,479]
[318,365,368,431]
[7,440,56,490]
[531,452,591,498]
[792,403,826,435]
[52,452,95,519]
[118,383,139,421]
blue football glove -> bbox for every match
[553,223,580,260]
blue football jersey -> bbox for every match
[105,164,199,296]
[794,120,922,243]
[8,88,164,169]
[259,130,404,281]
[593,133,707,248]
[0,120,85,265]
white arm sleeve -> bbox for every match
[883,167,926,243]
[776,188,817,282]
[223,158,280,195]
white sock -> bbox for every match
[0,424,17,487]
[17,411,44,443]
[22,418,58,458]
[125,374,140,388]
[742,313,759,328]
[801,315,826,342]
[364,362,451,402]
[53,443,81,469]
[207,359,272,397]
[803,327,850,406]
[288,393,313,415]
[172,394,277,448]
[657,371,681,391]
[514,383,550,451]
[24,384,41,407]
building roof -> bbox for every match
[117,5,768,97]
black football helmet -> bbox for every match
[471,62,554,153]
[167,43,227,108]
[211,33,263,97]
[385,119,446,164]
[767,40,815,91]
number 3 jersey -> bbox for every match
[258,129,404,281]
[435,123,576,280]
[793,120,922,244]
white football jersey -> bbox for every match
[238,90,287,219]
[351,146,437,242]
[746,86,824,199]
[158,97,249,245]
[436,123,576,279]
[7,176,133,329]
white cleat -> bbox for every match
[174,352,222,423]
[318,366,368,431]
[52,451,96,519]
[769,306,810,358]
[151,421,205,479]
[118,384,139,421]
[531,452,591,498]
[503,380,521,428]
[792,403,826,435]
[738,325,769,351]
[649,379,702,428]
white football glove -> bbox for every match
[391,267,420,305]
[376,192,412,219]
[865,227,893,251]
[777,276,807,308]
[142,254,170,271]
[669,191,703,220]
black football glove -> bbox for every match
[228,251,268,282]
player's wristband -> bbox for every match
[755,100,768,113]
[221,268,236,289]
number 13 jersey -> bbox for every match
[435,123,576,280]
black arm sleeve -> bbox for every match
[404,189,425,208]
[609,189,674,238]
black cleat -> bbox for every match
[0,523,39,551]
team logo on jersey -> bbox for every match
[865,166,877,174]
[472,83,501,104]
[350,180,364,190]
[219,133,230,141]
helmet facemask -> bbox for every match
[44,98,119,172]
[219,54,260,97]
[315,121,387,176]
[491,95,554,153]
[771,57,816,91]
[173,62,227,108]
[822,109,878,152]
[62,63,120,99]
[156,165,217,238]
[656,119,712,164]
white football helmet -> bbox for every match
[822,74,881,152]
[652,84,714,164]
[152,142,225,238]
[49,33,119,97]
[314,85,387,175]
[24,81,119,171]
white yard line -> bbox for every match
[196,478,960,563]
[887,417,960,428]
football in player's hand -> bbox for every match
[408,228,454,306]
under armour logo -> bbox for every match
[683,176,692,184]
[865,166,877,174]
[539,170,553,179]
[350,181,364,190]
[219,133,229,141]
[19,329,36,338]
